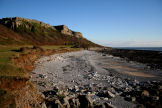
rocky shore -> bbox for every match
[31,50,162,108]
[101,48,162,69]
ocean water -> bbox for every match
[115,47,162,51]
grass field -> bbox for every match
[0,45,28,78]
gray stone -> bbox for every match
[54,25,83,38]
[78,94,93,108]
[69,98,80,108]
[141,90,149,97]
[74,85,79,92]
[62,97,70,108]
[41,102,47,108]
[131,97,136,102]
[152,96,159,100]
[103,91,115,98]
[104,102,117,108]
[55,99,63,108]
[94,103,106,108]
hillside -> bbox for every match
[0,24,25,45]
[0,17,99,47]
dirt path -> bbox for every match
[31,50,162,108]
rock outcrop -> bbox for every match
[0,17,54,30]
[0,17,99,47]
[0,17,83,38]
[54,25,83,38]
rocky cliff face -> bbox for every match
[0,17,82,38]
[0,17,99,47]
[0,17,54,30]
[54,25,83,38]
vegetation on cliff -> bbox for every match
[0,17,100,48]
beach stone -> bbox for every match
[104,98,109,101]
[94,103,106,108]
[62,97,70,108]
[152,96,159,101]
[131,97,136,102]
[99,91,115,98]
[78,94,93,108]
[41,102,47,108]
[69,98,80,108]
[30,50,162,108]
[141,90,149,97]
[54,99,63,108]
[158,85,162,89]
[53,86,59,92]
[107,91,115,98]
[136,104,145,108]
[40,93,46,99]
[74,85,79,92]
[104,102,117,108]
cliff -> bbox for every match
[0,17,54,30]
[0,17,99,47]
[54,25,83,38]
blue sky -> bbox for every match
[0,0,162,47]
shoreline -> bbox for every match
[101,48,162,70]
[31,50,162,108]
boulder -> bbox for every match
[41,102,47,108]
[54,99,63,108]
[107,91,115,98]
[104,103,117,108]
[94,103,106,108]
[141,90,149,97]
[69,98,80,108]
[97,91,115,98]
[62,97,70,108]
[45,99,62,108]
[78,94,93,108]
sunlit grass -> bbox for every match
[40,45,73,50]
[0,45,32,78]
[0,45,80,78]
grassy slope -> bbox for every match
[0,45,28,78]
[11,20,99,47]
[0,24,25,45]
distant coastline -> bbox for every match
[114,47,162,51]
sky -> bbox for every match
[0,0,162,47]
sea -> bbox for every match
[115,47,162,52]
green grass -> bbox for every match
[0,45,31,78]
[0,45,79,78]
[41,45,82,53]
[40,45,73,50]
